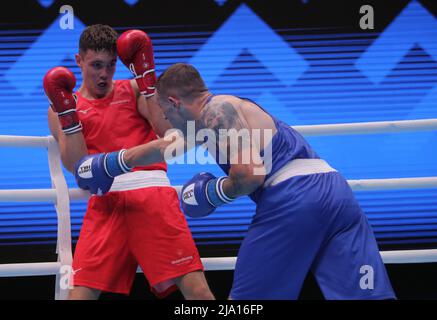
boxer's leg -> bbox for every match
[125,187,214,300]
[71,193,138,298]
[174,271,215,300]
[310,172,396,299]
[68,286,101,300]
[230,177,327,299]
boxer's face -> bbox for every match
[76,49,116,98]
[156,92,188,131]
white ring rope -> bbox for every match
[0,118,437,299]
[293,118,437,136]
[1,249,437,278]
[1,175,437,203]
[0,262,62,277]
[0,135,49,148]
[1,119,437,149]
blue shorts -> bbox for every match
[230,172,396,300]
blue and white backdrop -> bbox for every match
[0,0,436,252]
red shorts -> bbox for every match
[72,186,204,296]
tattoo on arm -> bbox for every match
[199,99,253,164]
[200,100,245,133]
[200,100,265,197]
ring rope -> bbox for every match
[1,175,437,203]
[1,118,437,149]
[1,248,437,278]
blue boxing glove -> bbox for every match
[74,149,132,195]
[181,172,236,218]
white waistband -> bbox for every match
[109,170,171,192]
[263,159,337,188]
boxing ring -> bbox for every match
[1,118,437,300]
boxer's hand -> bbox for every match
[181,173,235,218]
[74,150,131,195]
[43,67,82,135]
[117,30,156,98]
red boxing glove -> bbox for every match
[117,30,156,98]
[43,67,82,135]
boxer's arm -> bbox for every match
[131,79,173,138]
[123,130,185,167]
[199,99,266,198]
[48,107,88,173]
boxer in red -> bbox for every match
[45,24,214,300]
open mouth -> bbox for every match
[98,82,107,89]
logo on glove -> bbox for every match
[77,158,93,179]
[182,183,198,205]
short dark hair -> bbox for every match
[156,63,208,101]
[79,24,118,55]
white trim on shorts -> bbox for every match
[263,159,337,188]
[109,170,171,192]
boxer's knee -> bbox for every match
[68,286,101,300]
[175,270,215,300]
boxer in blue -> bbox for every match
[74,63,396,300]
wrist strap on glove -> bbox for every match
[129,64,156,98]
[104,149,132,178]
[55,94,82,135]
[58,110,82,135]
[206,177,236,207]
